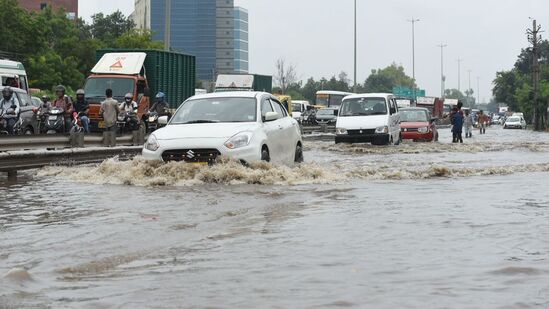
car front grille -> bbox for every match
[401,128,419,132]
[347,129,376,135]
[162,149,221,163]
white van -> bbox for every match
[291,100,310,121]
[0,59,29,93]
[335,93,401,145]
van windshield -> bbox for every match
[340,98,387,116]
[84,77,135,101]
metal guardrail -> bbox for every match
[0,134,138,152]
[301,124,336,135]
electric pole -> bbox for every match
[164,0,171,51]
[457,58,463,93]
[438,44,447,98]
[408,18,420,100]
[477,76,480,105]
[528,19,544,130]
[467,70,472,107]
[353,0,357,93]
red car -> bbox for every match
[400,107,438,142]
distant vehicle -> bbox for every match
[400,107,438,142]
[291,100,311,122]
[215,74,273,93]
[0,86,39,134]
[512,112,524,118]
[504,116,526,129]
[491,115,501,125]
[142,92,303,165]
[315,90,354,109]
[417,97,444,119]
[85,50,195,131]
[335,93,401,145]
[315,107,338,124]
[0,59,29,93]
[395,98,413,108]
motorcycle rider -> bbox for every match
[149,92,170,117]
[0,87,20,135]
[73,89,90,133]
[120,93,138,114]
[52,85,74,132]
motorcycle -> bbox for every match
[0,107,22,135]
[43,108,65,134]
[117,111,141,133]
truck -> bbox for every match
[416,96,444,119]
[214,74,272,93]
[84,49,196,131]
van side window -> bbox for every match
[261,97,274,117]
[389,98,397,115]
[271,99,287,117]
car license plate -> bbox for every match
[98,121,106,129]
[48,115,57,121]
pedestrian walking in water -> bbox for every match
[464,109,474,138]
[100,89,120,146]
[478,110,489,134]
[450,101,464,143]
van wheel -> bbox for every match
[24,128,33,135]
[261,147,270,162]
[294,143,304,163]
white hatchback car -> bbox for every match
[142,92,303,165]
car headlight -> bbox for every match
[418,126,429,133]
[375,126,388,134]
[224,132,253,149]
[336,128,347,135]
[144,134,160,151]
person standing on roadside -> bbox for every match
[464,109,474,138]
[451,101,464,143]
[99,89,120,134]
[52,85,74,132]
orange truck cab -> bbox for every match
[84,52,151,131]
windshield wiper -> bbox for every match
[180,120,220,124]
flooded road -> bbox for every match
[1,126,549,308]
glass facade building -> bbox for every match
[138,0,246,82]
[233,7,249,73]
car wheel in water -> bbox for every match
[294,143,304,163]
[261,147,270,162]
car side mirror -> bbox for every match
[333,109,339,116]
[264,111,280,122]
[143,88,151,97]
[158,115,169,125]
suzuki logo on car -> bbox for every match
[186,150,195,159]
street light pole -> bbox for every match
[408,17,420,99]
[353,0,357,93]
[164,0,171,51]
[438,44,447,98]
[457,58,463,93]
[467,69,472,107]
[477,76,480,105]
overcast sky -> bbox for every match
[80,0,549,102]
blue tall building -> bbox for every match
[234,7,249,73]
[134,0,238,82]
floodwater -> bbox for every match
[1,126,549,308]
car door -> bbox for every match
[388,97,400,141]
[16,92,38,134]
[271,98,299,163]
[260,96,282,162]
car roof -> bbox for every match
[189,91,267,100]
[343,93,393,100]
[317,90,354,96]
[0,85,27,94]
[400,107,429,112]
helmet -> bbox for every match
[55,85,66,94]
[76,89,85,96]
[41,95,50,102]
[124,93,133,100]
[155,92,165,100]
[2,86,13,97]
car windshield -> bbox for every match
[84,77,135,100]
[508,117,520,122]
[170,97,257,124]
[340,98,387,116]
[317,109,335,115]
[401,110,429,122]
[292,103,302,111]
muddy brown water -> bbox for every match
[1,127,549,308]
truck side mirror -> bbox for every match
[143,88,151,97]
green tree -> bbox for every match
[363,63,415,93]
[113,29,164,49]
[90,11,135,43]
[493,70,522,112]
